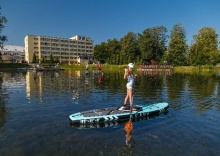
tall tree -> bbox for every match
[121,32,140,64]
[138,26,168,63]
[50,54,54,64]
[94,42,108,63]
[32,53,38,63]
[106,38,121,64]
[189,27,219,65]
[165,24,188,65]
[0,7,8,62]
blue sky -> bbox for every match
[1,0,220,46]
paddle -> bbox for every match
[124,109,133,146]
[124,65,135,135]
[124,119,133,132]
[124,73,135,131]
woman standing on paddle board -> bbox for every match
[123,63,136,111]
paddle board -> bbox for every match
[69,102,169,125]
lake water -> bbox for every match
[0,69,220,156]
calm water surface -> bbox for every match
[0,69,220,156]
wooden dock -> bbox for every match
[138,65,173,71]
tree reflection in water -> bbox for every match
[0,72,9,133]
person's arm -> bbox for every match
[124,68,128,79]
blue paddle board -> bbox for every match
[69,102,169,125]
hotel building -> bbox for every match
[24,35,94,64]
[0,45,25,63]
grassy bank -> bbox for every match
[60,64,132,71]
[1,63,220,73]
[173,65,220,73]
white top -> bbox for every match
[126,74,134,88]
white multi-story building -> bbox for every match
[24,35,94,64]
[0,45,25,63]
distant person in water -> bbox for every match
[97,74,102,83]
[123,63,136,111]
[97,72,104,83]
[97,63,102,71]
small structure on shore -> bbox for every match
[138,64,173,76]
[138,64,173,71]
[32,63,64,72]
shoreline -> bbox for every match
[1,63,220,73]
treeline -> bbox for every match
[32,53,60,64]
[94,24,220,66]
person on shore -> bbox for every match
[86,63,89,70]
[85,63,89,75]
[123,63,136,111]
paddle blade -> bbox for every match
[124,120,133,132]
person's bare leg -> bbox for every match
[127,89,132,107]
[128,89,136,110]
[124,89,129,105]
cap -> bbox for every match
[128,63,134,68]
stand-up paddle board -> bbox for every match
[70,109,168,129]
[69,102,169,125]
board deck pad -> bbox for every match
[69,102,169,127]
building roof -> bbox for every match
[1,45,25,52]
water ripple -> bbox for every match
[1,70,220,156]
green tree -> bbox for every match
[94,42,108,63]
[138,26,168,63]
[41,57,46,63]
[55,57,60,63]
[32,53,37,63]
[106,38,121,64]
[165,24,188,65]
[50,54,54,64]
[0,7,8,62]
[121,32,140,64]
[189,27,219,65]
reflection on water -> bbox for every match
[26,70,96,105]
[122,118,135,155]
[0,72,10,133]
[0,70,220,155]
[70,109,168,129]
[124,118,134,147]
[1,69,220,119]
[138,70,173,77]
